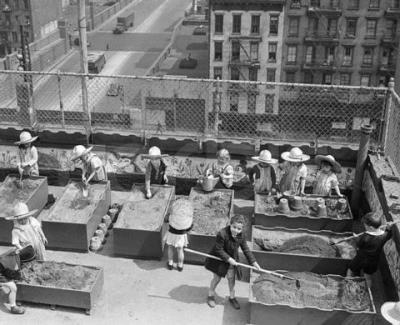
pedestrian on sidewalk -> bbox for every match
[205,215,260,310]
[164,198,193,272]
[15,131,39,176]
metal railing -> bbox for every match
[0,70,389,149]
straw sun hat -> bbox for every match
[251,150,278,164]
[314,155,342,174]
[5,202,38,220]
[15,131,38,145]
[381,302,400,325]
[142,146,169,160]
[71,145,93,161]
[281,147,310,162]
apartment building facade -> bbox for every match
[208,0,285,114]
[281,0,400,86]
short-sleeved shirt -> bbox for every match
[18,146,39,176]
[212,162,234,188]
[12,217,46,260]
[313,171,339,196]
[279,162,307,194]
[84,153,107,181]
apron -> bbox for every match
[313,172,333,196]
[280,165,301,194]
[254,166,273,193]
[18,147,39,176]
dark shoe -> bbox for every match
[229,297,240,310]
[177,265,183,272]
[166,262,173,270]
[10,306,25,314]
[207,296,216,308]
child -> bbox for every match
[15,131,39,176]
[0,264,25,314]
[381,301,400,325]
[205,215,260,310]
[164,198,193,271]
[313,155,343,197]
[211,149,234,189]
[249,150,278,194]
[71,145,107,185]
[279,147,310,195]
[6,202,47,261]
[347,212,393,288]
[143,146,169,199]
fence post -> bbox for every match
[213,78,221,135]
[381,78,395,154]
[351,124,373,217]
[140,89,146,139]
[57,70,65,128]
[173,93,177,131]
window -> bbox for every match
[270,15,279,36]
[287,45,297,63]
[215,14,223,33]
[348,0,359,9]
[231,41,240,61]
[288,17,299,36]
[250,42,259,60]
[360,74,371,86]
[23,0,29,9]
[249,68,258,81]
[343,47,353,66]
[231,68,240,80]
[366,19,377,38]
[382,48,394,65]
[232,14,241,34]
[323,73,332,85]
[304,72,313,84]
[267,69,276,82]
[346,19,357,37]
[392,0,400,8]
[214,42,222,61]
[286,72,295,83]
[291,0,301,8]
[330,0,339,8]
[268,42,277,62]
[362,47,374,65]
[12,32,18,43]
[265,94,274,113]
[213,67,222,80]
[324,46,335,64]
[369,0,379,9]
[229,92,239,112]
[305,46,315,64]
[327,19,337,36]
[248,94,256,113]
[251,15,260,34]
[340,73,351,85]
[386,20,397,38]
[310,0,320,7]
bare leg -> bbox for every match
[1,282,16,306]
[177,247,184,267]
[167,245,174,266]
[227,276,236,299]
[208,273,221,297]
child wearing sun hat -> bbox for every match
[15,131,39,176]
[143,146,169,199]
[249,150,277,194]
[313,155,343,197]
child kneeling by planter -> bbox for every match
[205,215,260,310]
[164,198,193,271]
[347,212,393,288]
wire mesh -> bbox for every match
[384,91,400,174]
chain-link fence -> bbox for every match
[0,70,389,147]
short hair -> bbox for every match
[230,215,245,225]
[217,149,230,160]
[362,212,382,229]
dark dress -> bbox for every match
[248,164,277,194]
[148,160,167,185]
[204,226,256,279]
[349,228,392,275]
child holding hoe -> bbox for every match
[205,215,260,310]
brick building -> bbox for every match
[208,0,285,114]
[281,0,400,86]
[0,0,62,56]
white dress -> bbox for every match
[12,217,46,260]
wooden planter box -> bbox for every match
[16,261,104,315]
[254,194,353,232]
[113,184,175,259]
[251,226,356,276]
[0,175,48,245]
[249,271,376,325]
[41,181,111,252]
[185,187,234,265]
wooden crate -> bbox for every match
[254,194,353,232]
[41,181,111,252]
[185,187,234,265]
[0,175,48,245]
[113,184,175,259]
[251,226,356,276]
[17,261,104,314]
[249,271,376,325]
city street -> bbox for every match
[24,0,191,113]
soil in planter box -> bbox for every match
[20,261,98,291]
[0,177,41,218]
[190,191,232,236]
[259,195,350,219]
[252,272,372,312]
[44,183,104,223]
